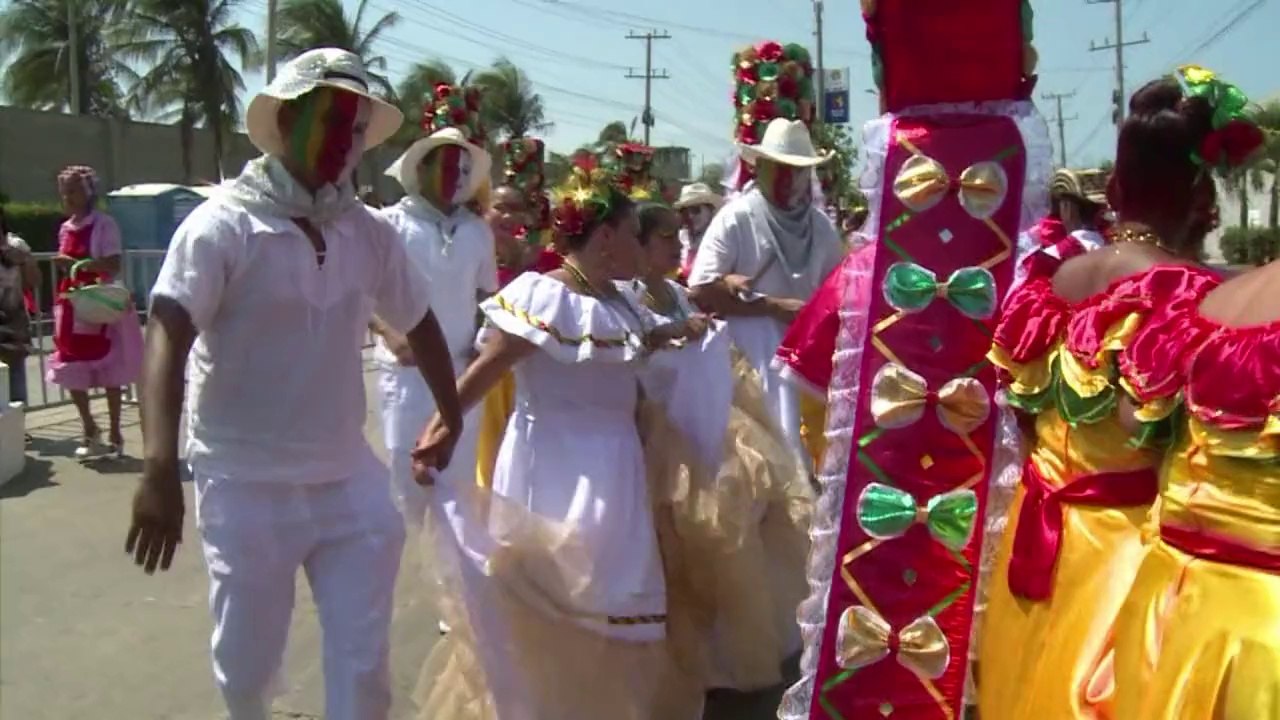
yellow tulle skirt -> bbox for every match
[1113,538,1280,720]
[977,484,1151,719]
[474,372,516,490]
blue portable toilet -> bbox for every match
[105,184,209,305]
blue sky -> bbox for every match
[234,0,1279,174]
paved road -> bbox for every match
[0,372,789,719]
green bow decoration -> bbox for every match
[883,262,997,319]
[1177,65,1250,131]
[856,482,978,551]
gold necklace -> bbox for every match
[1110,224,1173,252]
[643,280,687,321]
[562,260,601,297]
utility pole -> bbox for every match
[265,0,279,83]
[67,1,81,114]
[813,0,825,127]
[625,30,671,145]
[1088,0,1149,126]
[1042,91,1078,167]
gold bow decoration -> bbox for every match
[836,605,950,680]
[870,363,991,435]
[893,154,1009,220]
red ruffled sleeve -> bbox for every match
[775,244,873,395]
[1062,265,1218,406]
[993,276,1069,365]
[1185,322,1280,431]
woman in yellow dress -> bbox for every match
[1110,258,1280,719]
[976,69,1241,719]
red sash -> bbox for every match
[1007,459,1159,600]
[1161,524,1280,574]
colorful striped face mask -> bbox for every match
[756,159,812,211]
[417,145,473,209]
[284,88,368,186]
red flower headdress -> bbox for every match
[1176,65,1265,175]
[502,137,551,245]
[732,41,816,147]
[610,142,662,201]
[550,155,621,242]
[421,83,487,146]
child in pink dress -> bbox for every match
[46,165,144,458]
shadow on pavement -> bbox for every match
[0,456,56,499]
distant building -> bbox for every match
[652,146,691,182]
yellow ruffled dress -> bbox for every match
[1112,288,1280,719]
[978,266,1218,719]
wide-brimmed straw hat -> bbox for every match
[385,127,493,201]
[245,48,403,157]
[673,182,724,210]
[1051,168,1108,205]
[738,118,832,168]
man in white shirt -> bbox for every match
[127,49,463,720]
[371,126,495,524]
[673,181,724,279]
[688,118,845,464]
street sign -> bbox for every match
[823,68,851,124]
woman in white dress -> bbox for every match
[631,201,813,692]
[411,169,708,720]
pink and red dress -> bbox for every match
[46,211,143,391]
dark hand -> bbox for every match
[723,274,753,297]
[126,459,185,574]
[410,413,461,485]
[682,313,711,340]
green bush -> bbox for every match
[1221,226,1280,266]
[2,202,66,253]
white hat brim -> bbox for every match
[737,143,832,168]
[673,192,724,209]
[385,132,493,201]
[246,80,403,157]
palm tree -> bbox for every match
[117,0,258,179]
[595,121,631,149]
[471,57,550,141]
[1223,162,1269,229]
[276,0,399,97]
[0,0,132,116]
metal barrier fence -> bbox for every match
[17,249,166,410]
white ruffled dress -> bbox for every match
[416,272,703,720]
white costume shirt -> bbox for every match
[374,200,497,366]
[151,195,432,484]
[687,191,844,465]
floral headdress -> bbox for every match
[609,142,663,201]
[502,137,551,245]
[1175,65,1264,174]
[421,83,487,146]
[550,155,623,242]
[732,41,816,146]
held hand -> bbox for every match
[384,332,416,366]
[410,413,461,486]
[126,459,185,574]
[682,313,711,340]
[723,274,753,297]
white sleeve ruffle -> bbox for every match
[481,272,647,364]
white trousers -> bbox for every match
[378,363,481,526]
[193,465,405,720]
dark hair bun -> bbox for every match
[1126,77,1214,155]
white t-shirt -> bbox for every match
[687,192,845,301]
[151,196,432,484]
[374,200,497,367]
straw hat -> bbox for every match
[385,127,493,201]
[1051,168,1108,205]
[673,182,724,210]
[245,48,403,157]
[738,119,832,168]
